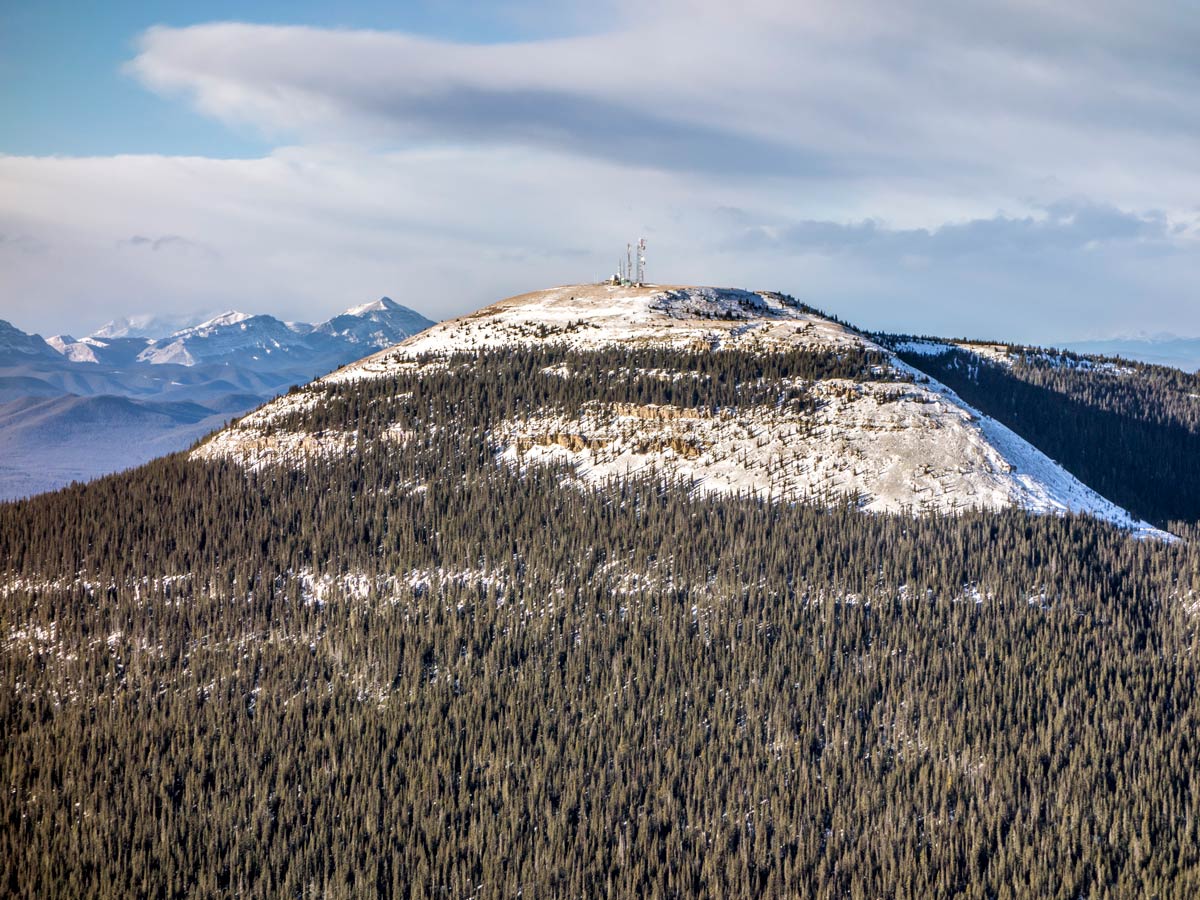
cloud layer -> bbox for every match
[3,0,1199,340]
[127,3,1200,206]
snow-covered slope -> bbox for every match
[497,373,1157,534]
[324,284,861,382]
[196,283,1168,539]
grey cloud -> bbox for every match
[351,85,835,176]
[3,144,1199,343]
[741,203,1183,261]
[713,198,1200,342]
[0,233,47,254]
[126,8,1200,201]
[130,23,843,177]
[120,234,219,258]
[492,245,592,264]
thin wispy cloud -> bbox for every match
[120,234,219,258]
[740,203,1185,259]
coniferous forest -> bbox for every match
[4,346,1200,898]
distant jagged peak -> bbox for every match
[312,297,434,347]
[0,319,58,358]
[89,320,127,339]
[90,312,207,341]
[79,299,429,350]
[342,297,402,316]
[322,296,428,327]
[206,309,253,326]
[48,333,110,350]
[180,310,256,334]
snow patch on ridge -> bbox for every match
[187,310,254,332]
[343,298,396,316]
[893,339,957,357]
[496,381,1169,539]
[893,338,1014,366]
[47,336,99,364]
[191,391,352,470]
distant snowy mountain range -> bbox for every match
[41,297,432,370]
[0,298,434,499]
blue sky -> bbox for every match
[2,0,1199,340]
[0,1,579,157]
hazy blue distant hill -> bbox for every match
[0,320,60,362]
[0,393,228,499]
[1060,334,1200,373]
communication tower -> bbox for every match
[609,237,649,286]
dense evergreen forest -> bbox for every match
[3,345,1200,898]
[888,341,1200,529]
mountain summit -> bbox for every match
[196,283,1167,538]
[340,296,404,316]
[136,312,304,367]
[313,296,435,346]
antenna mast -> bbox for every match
[609,237,649,286]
